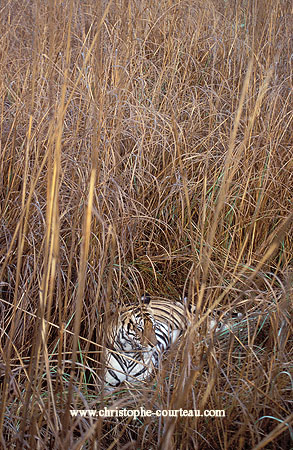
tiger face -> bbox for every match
[103,293,244,387]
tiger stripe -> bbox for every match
[104,294,242,387]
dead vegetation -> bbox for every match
[0,0,292,448]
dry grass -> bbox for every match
[0,0,292,448]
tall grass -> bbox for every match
[0,0,292,448]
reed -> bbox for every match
[0,0,292,448]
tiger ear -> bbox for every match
[141,317,157,346]
[141,293,151,304]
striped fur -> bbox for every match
[104,294,242,387]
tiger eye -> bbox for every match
[104,294,244,387]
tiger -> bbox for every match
[104,293,243,387]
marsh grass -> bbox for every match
[0,0,292,448]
